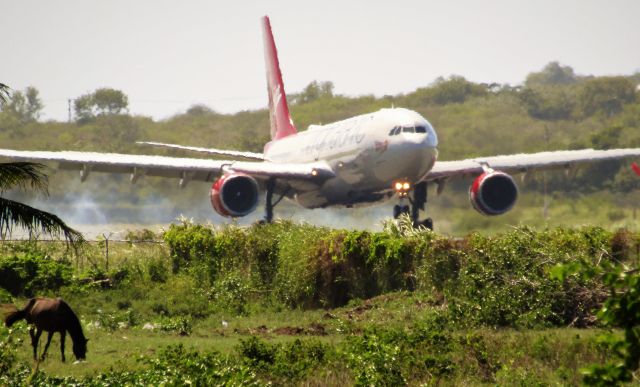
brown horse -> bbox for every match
[4,297,87,362]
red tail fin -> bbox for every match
[262,16,297,141]
[632,162,640,176]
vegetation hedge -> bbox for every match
[161,220,638,328]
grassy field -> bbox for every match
[7,291,610,385]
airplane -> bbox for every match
[2,15,640,230]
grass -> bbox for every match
[5,290,609,384]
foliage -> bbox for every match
[551,244,640,385]
[158,316,192,335]
[0,86,43,123]
[0,83,10,104]
[163,220,216,273]
[0,244,72,296]
[236,336,329,381]
[578,76,637,117]
[413,75,487,106]
[345,331,407,386]
[49,345,260,385]
[237,336,277,370]
[74,87,129,123]
[161,222,634,327]
[446,227,611,328]
[124,228,158,242]
[0,329,18,377]
[0,162,83,246]
[525,61,577,87]
[290,80,335,104]
[519,85,576,120]
[1,223,637,384]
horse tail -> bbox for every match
[4,298,37,327]
[4,309,27,327]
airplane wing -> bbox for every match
[0,149,334,185]
[425,148,640,181]
[136,141,266,161]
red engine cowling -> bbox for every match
[469,171,518,216]
[210,173,259,217]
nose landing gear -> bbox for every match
[392,181,433,230]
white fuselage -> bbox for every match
[264,108,438,208]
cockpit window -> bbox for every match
[391,125,429,135]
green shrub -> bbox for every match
[273,339,329,380]
[211,271,251,315]
[344,331,407,386]
[237,336,277,370]
[158,316,192,336]
[0,329,18,377]
[164,222,216,273]
[125,228,157,242]
[235,336,330,381]
[0,245,72,296]
[446,227,610,328]
[147,259,168,283]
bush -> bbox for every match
[344,331,407,386]
[445,227,614,328]
[237,336,277,370]
[147,259,168,283]
[164,222,216,273]
[159,222,635,326]
[0,245,72,296]
[158,316,192,336]
[273,339,329,379]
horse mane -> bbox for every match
[58,299,85,340]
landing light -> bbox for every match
[393,180,412,194]
[311,169,318,177]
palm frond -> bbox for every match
[0,197,84,246]
[0,162,49,194]
[0,83,10,104]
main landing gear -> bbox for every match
[263,178,289,223]
[393,181,433,230]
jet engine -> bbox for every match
[469,171,518,216]
[210,173,259,217]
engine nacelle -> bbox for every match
[469,171,518,216]
[210,173,259,217]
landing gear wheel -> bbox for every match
[393,204,410,219]
[393,205,401,219]
[420,217,433,230]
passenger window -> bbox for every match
[415,126,426,133]
[402,126,415,133]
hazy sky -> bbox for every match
[3,0,639,122]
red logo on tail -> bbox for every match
[632,162,640,176]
